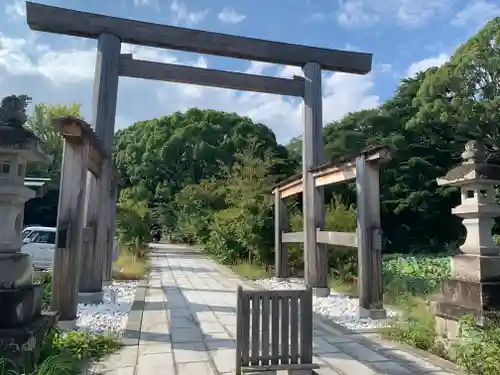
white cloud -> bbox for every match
[170,0,208,26]
[218,8,246,24]
[450,0,500,29]
[337,0,452,28]
[406,53,449,76]
[0,32,380,144]
[5,0,25,20]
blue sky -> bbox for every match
[1,0,498,143]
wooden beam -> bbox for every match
[282,232,304,243]
[274,147,391,199]
[274,190,289,278]
[316,231,357,247]
[51,137,88,322]
[26,2,372,74]
[119,57,304,97]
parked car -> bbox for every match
[21,226,119,270]
[22,226,56,270]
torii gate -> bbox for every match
[25,1,372,303]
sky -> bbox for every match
[1,0,499,144]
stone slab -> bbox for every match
[121,279,147,346]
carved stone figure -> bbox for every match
[0,94,30,127]
[0,95,36,145]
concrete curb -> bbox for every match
[121,278,148,346]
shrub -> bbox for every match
[384,297,437,351]
[34,271,52,310]
[51,331,119,361]
[453,316,500,375]
[113,250,148,280]
[0,329,119,375]
[115,192,152,257]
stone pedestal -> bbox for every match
[435,141,500,338]
[0,312,58,373]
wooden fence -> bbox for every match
[235,286,318,374]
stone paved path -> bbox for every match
[91,244,467,375]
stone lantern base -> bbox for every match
[435,254,500,339]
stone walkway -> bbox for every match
[91,244,467,375]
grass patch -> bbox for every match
[231,261,271,280]
[0,329,120,375]
[112,250,149,281]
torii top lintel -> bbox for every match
[25,2,372,75]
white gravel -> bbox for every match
[254,277,398,331]
[76,281,139,334]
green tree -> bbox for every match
[113,109,295,232]
[23,103,83,227]
[25,103,83,181]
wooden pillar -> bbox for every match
[356,154,385,318]
[274,189,289,278]
[103,183,118,283]
[52,138,89,323]
[80,33,120,299]
[302,62,328,295]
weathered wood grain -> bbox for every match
[302,62,321,289]
[26,2,372,74]
[274,190,289,278]
[236,288,317,374]
[275,146,391,198]
[80,33,120,296]
[316,231,357,247]
[51,138,88,321]
[119,57,304,97]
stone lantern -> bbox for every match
[435,140,500,338]
[0,95,52,328]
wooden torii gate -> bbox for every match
[25,1,373,298]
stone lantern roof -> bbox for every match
[437,140,500,187]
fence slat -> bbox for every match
[261,296,270,365]
[281,296,290,364]
[289,293,299,364]
[251,295,261,365]
[270,294,280,364]
[241,293,251,366]
[299,288,313,364]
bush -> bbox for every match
[113,250,149,280]
[34,271,52,310]
[0,329,119,375]
[384,297,437,351]
[382,255,450,301]
[51,331,119,361]
[115,191,152,257]
[453,316,500,375]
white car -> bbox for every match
[21,226,119,270]
[22,226,56,270]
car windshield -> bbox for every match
[22,230,33,240]
[24,230,39,242]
